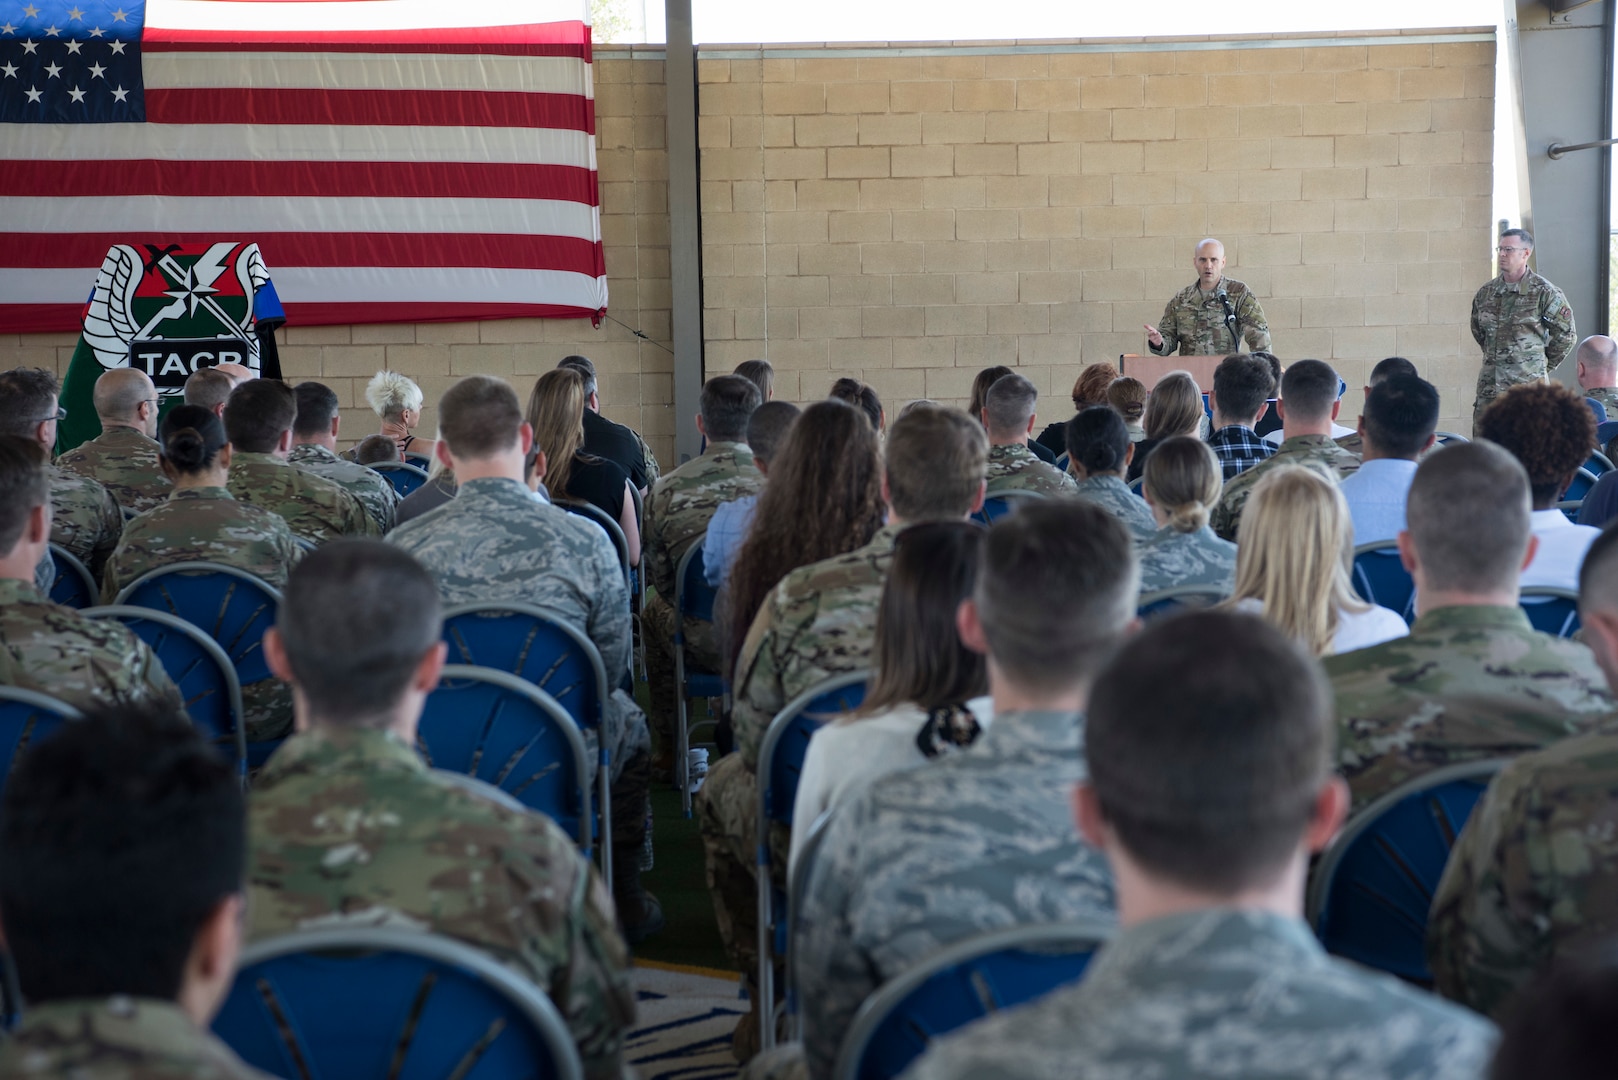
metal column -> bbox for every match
[664,0,704,463]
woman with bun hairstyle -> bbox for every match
[1065,405,1156,541]
[1106,376,1149,443]
[1136,436,1236,595]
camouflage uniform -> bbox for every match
[226,451,375,546]
[49,464,123,580]
[1470,269,1576,424]
[898,910,1496,1080]
[983,443,1077,498]
[248,726,635,1080]
[0,578,182,714]
[286,443,399,534]
[56,425,172,514]
[1148,278,1271,357]
[1210,435,1361,542]
[1071,475,1156,542]
[1136,525,1237,595]
[0,997,273,1079]
[1585,385,1618,416]
[1325,605,1613,812]
[643,442,763,741]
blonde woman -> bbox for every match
[1137,436,1236,595]
[526,368,640,566]
[1106,376,1149,443]
[360,370,437,464]
[1227,466,1407,656]
[1129,371,1205,481]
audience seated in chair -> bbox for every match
[247,540,635,1080]
[1126,370,1203,483]
[1332,355,1420,456]
[288,382,400,534]
[1105,375,1148,443]
[897,611,1495,1080]
[1575,334,1618,417]
[356,369,437,465]
[1327,441,1612,812]
[734,359,776,403]
[980,373,1075,496]
[1205,353,1277,481]
[703,400,802,590]
[1336,373,1440,546]
[559,354,658,492]
[526,367,641,566]
[353,433,400,466]
[1136,436,1236,595]
[1065,406,1156,542]
[56,366,172,514]
[0,702,266,1079]
[1034,361,1116,457]
[184,366,239,419]
[829,377,885,435]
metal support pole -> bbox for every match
[664,0,704,464]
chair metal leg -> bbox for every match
[598,755,613,896]
[755,812,775,1051]
[675,637,692,818]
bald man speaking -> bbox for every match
[1145,238,1272,358]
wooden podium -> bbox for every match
[1118,354,1229,391]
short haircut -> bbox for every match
[883,405,987,521]
[1071,362,1119,410]
[0,435,49,554]
[1501,227,1534,247]
[557,355,598,398]
[1577,336,1618,372]
[975,500,1138,694]
[1142,436,1222,534]
[1088,611,1332,894]
[701,374,762,442]
[0,367,58,438]
[983,373,1039,436]
[1491,952,1618,1080]
[354,433,400,465]
[1279,359,1340,421]
[364,370,423,420]
[276,540,443,726]
[1252,350,1283,389]
[93,368,154,423]
[1143,371,1204,440]
[1212,354,1275,422]
[222,378,296,454]
[1106,377,1147,425]
[1477,382,1597,508]
[1369,356,1420,385]
[292,381,341,437]
[160,404,229,475]
[829,377,882,432]
[1407,441,1533,593]
[746,400,801,466]
[1578,518,1618,614]
[0,700,244,1003]
[438,375,523,459]
[1066,405,1131,477]
[184,367,236,412]
[968,365,1015,424]
[733,359,775,401]
[1361,374,1440,459]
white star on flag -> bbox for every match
[109,83,126,101]
[107,39,124,53]
[0,22,14,34]
[0,62,15,77]
[67,85,85,102]
[21,3,38,16]
[43,61,60,77]
[24,85,41,102]
[87,25,102,36]
[20,38,37,53]
[110,7,126,20]
[42,23,59,35]
[66,6,83,19]
[64,39,81,53]
[87,61,103,77]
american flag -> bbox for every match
[0,0,606,333]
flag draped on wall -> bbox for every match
[0,0,606,334]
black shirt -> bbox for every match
[564,454,630,524]
[582,409,648,490]
[1035,417,1073,457]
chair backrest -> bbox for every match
[403,451,434,469]
[1586,397,1610,425]
[675,540,720,624]
[1519,586,1582,638]
[213,927,584,1080]
[971,489,1046,526]
[1600,420,1618,450]
[1433,431,1470,447]
[1306,757,1506,983]
[833,921,1115,1080]
[1587,450,1615,477]
[1126,476,1145,496]
[47,543,96,610]
[113,563,282,686]
[1136,585,1229,621]
[440,603,608,736]
[369,461,431,497]
[82,606,246,773]
[1558,498,1586,524]
[0,687,80,789]
[418,665,593,851]
[758,671,871,829]
[1053,452,1069,473]
[1564,466,1601,503]
[1350,542,1415,624]
[554,499,632,589]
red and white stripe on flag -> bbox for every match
[0,0,605,333]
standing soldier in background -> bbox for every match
[1470,228,1576,427]
[1145,239,1271,358]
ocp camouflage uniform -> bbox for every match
[287,443,400,534]
[49,465,123,580]
[1325,605,1613,812]
[226,451,375,545]
[1586,385,1618,417]
[1428,719,1618,1018]
[248,726,636,1080]
[1071,475,1156,541]
[1148,277,1271,357]
[984,443,1077,498]
[56,425,172,514]
[1210,436,1360,542]
[635,428,662,489]
[0,578,183,715]
[897,910,1496,1080]
[643,442,763,741]
[0,997,274,1079]
[1136,524,1237,595]
[1471,268,1576,425]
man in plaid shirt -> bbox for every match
[1205,354,1278,481]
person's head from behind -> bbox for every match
[1106,377,1147,429]
[1143,436,1222,535]
[525,367,587,496]
[960,501,1137,705]
[968,366,1015,426]
[883,405,987,524]
[159,404,231,483]
[0,435,51,570]
[746,400,801,475]
[94,367,160,437]
[436,375,529,471]
[0,701,246,1022]
[1367,356,1419,391]
[355,434,401,465]
[1143,371,1204,440]
[829,377,883,433]
[184,367,236,417]
[266,540,446,733]
[1079,611,1344,911]
[1403,441,1534,605]
[1491,952,1618,1080]
[1577,523,1618,691]
[556,355,599,409]
[859,522,987,718]
[291,381,342,448]
[1065,405,1132,481]
[222,378,296,456]
[700,374,762,444]
[1576,336,1618,391]
[1277,358,1341,432]
[0,367,60,448]
[1071,362,1119,412]
[1360,374,1439,461]
[982,373,1041,444]
[365,370,425,428]
[1212,353,1275,428]
[1478,382,1598,510]
[733,359,775,402]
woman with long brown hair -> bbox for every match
[525,367,640,565]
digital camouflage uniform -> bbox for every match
[226,451,375,546]
[1210,435,1361,542]
[49,464,123,580]
[1148,278,1271,357]
[1071,475,1156,542]
[248,727,636,1080]
[642,442,763,741]
[0,578,182,714]
[287,443,400,535]
[898,910,1496,1080]
[1324,605,1613,812]
[56,425,172,514]
[1470,268,1576,425]
[983,443,1077,498]
[1136,524,1237,595]
[0,997,273,1080]
[1428,718,1618,1018]
[1585,385,1618,417]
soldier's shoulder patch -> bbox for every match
[1562,305,1573,320]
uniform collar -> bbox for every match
[1093,908,1322,980]
[976,708,1083,756]
[289,443,341,463]
[1531,507,1575,530]
[1278,433,1339,452]
[231,451,287,467]
[988,442,1036,461]
[0,578,45,604]
[454,476,537,503]
[257,725,424,785]
[95,425,160,446]
[12,997,215,1056]
[1410,604,1533,635]
[171,485,235,501]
